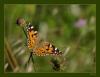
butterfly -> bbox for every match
[26,23,62,56]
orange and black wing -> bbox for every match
[43,42,62,56]
[26,23,38,49]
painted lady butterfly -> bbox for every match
[26,23,62,56]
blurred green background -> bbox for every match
[4,4,96,73]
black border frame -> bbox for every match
[0,0,96,77]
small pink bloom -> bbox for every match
[75,18,87,28]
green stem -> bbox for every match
[22,27,28,38]
[25,52,36,72]
[31,55,36,72]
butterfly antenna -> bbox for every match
[28,52,33,63]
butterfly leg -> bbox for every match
[28,52,33,63]
[25,52,33,67]
[30,52,34,63]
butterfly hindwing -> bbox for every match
[43,42,62,56]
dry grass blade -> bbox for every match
[4,38,20,72]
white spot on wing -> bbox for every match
[55,48,57,50]
[31,26,34,29]
[34,31,37,33]
[50,44,52,47]
[54,51,57,53]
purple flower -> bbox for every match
[74,18,87,28]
